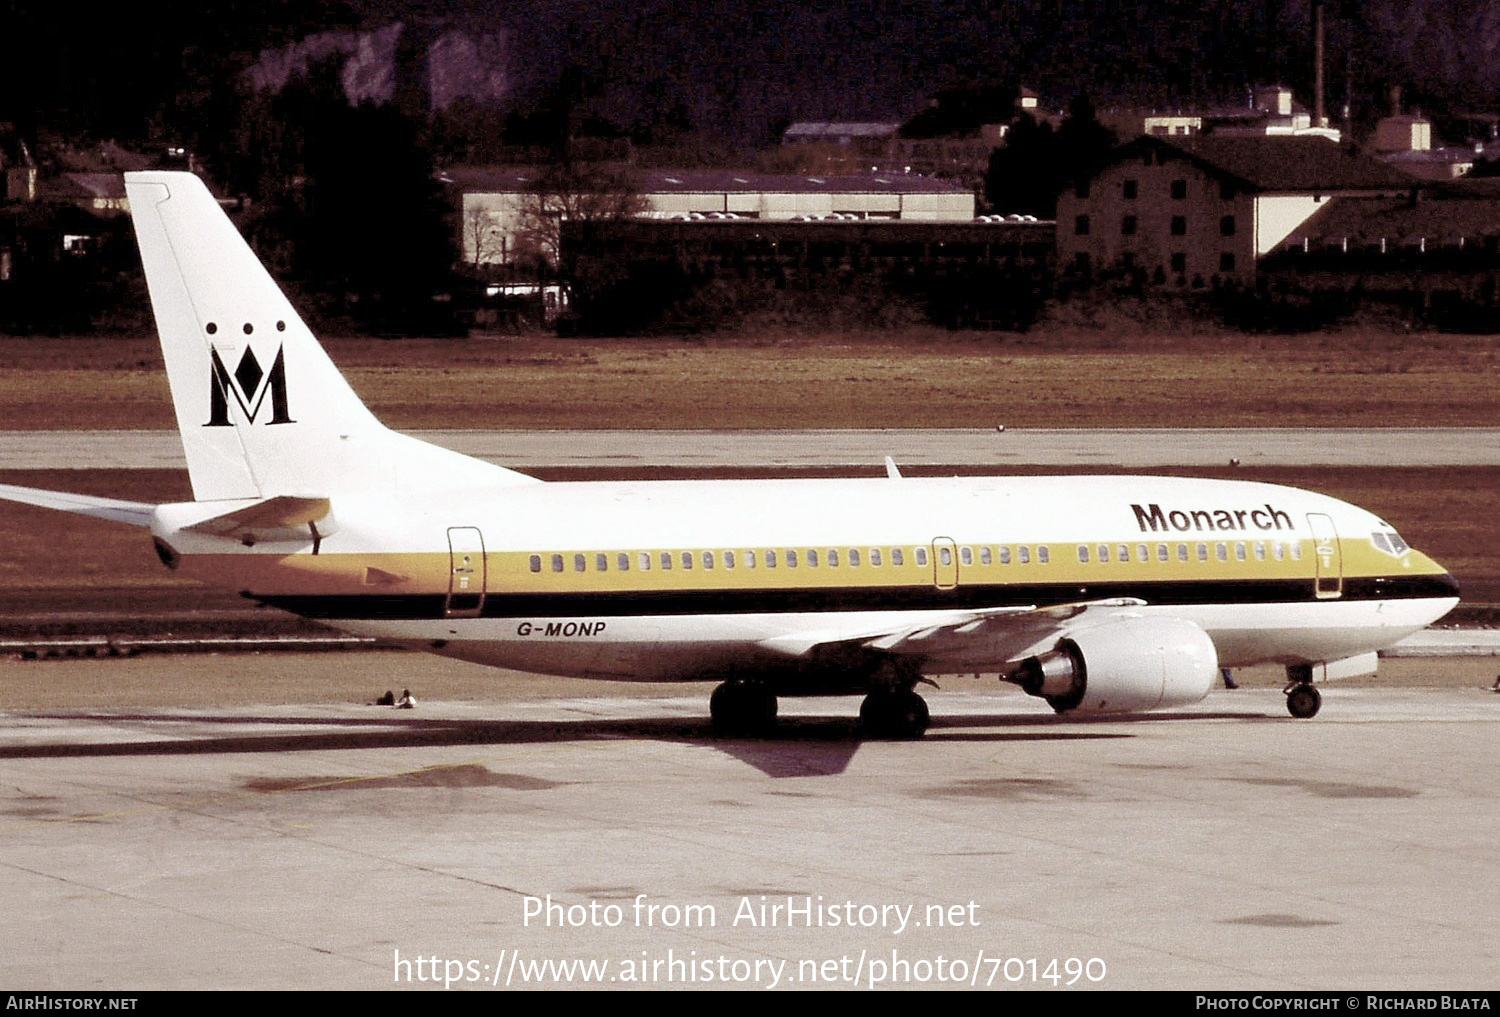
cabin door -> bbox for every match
[931,537,959,591]
[1305,513,1342,599]
[445,526,487,617]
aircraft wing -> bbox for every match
[0,483,156,527]
[758,598,1149,671]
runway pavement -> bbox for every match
[2,654,1497,991]
[4,424,1497,992]
[4,427,1500,470]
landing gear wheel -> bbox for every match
[859,688,931,739]
[1286,683,1321,719]
[710,679,778,736]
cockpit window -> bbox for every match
[1371,529,1409,556]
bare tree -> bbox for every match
[463,206,502,266]
[512,163,648,268]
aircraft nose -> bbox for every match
[1434,571,1460,598]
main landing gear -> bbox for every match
[858,687,931,740]
[708,662,934,740]
[709,679,778,736]
[858,659,933,740]
[1283,664,1322,718]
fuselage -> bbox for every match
[154,473,1458,686]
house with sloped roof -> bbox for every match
[1056,134,1412,286]
[1272,181,1500,258]
[1254,179,1500,329]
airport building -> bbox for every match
[445,167,977,267]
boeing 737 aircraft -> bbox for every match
[0,172,1460,737]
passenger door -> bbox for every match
[931,537,958,591]
[445,526,487,617]
[1305,513,1342,599]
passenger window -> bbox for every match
[849,548,861,566]
[660,552,673,570]
[1038,546,1050,564]
[1177,543,1188,562]
[574,553,587,573]
[1137,544,1149,562]
[1156,544,1168,562]
[1235,542,1246,561]
[828,549,840,567]
[915,547,928,566]
[638,552,651,571]
[1273,543,1284,561]
[529,554,542,573]
[1254,543,1265,561]
[891,548,904,566]
[999,547,1011,565]
[1216,542,1228,562]
[938,546,952,566]
[1291,541,1303,560]
[552,554,564,573]
[807,549,819,567]
[1018,547,1030,564]
[1117,544,1130,562]
[765,550,777,568]
[1077,545,1090,563]
[596,553,608,572]
[681,552,693,570]
[742,551,755,568]
[1097,544,1109,563]
[870,548,882,566]
[723,551,734,569]
[979,547,991,565]
[1197,543,1208,562]
[786,550,799,567]
[959,547,972,566]
[617,553,629,572]
[702,551,714,570]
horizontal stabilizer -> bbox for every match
[185,495,336,544]
[0,483,156,527]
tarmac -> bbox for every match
[5,426,1500,470]
[2,654,1498,991]
[3,426,1497,991]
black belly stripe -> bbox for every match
[251,573,1460,621]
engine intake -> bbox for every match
[1012,617,1218,714]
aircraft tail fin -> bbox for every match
[123,172,535,502]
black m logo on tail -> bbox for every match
[206,345,295,427]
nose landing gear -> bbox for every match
[1284,679,1322,719]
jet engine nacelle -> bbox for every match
[1013,617,1218,714]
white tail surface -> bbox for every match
[124,171,534,502]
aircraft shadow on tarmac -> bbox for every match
[0,708,1261,777]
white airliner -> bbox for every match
[0,172,1460,736]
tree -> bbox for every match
[463,207,502,268]
[984,96,1115,219]
[984,113,1059,218]
[900,83,1020,138]
[512,163,648,270]
[241,71,456,334]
